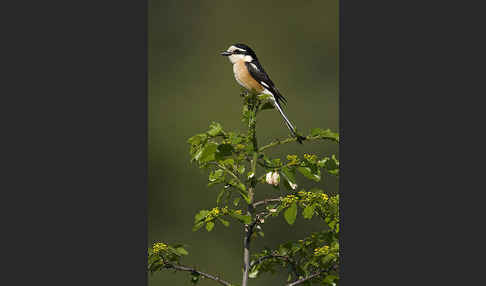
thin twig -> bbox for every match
[249,254,293,268]
[252,197,283,208]
[286,270,324,286]
[259,135,339,152]
[167,264,233,286]
[208,162,243,184]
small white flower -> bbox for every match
[265,171,280,186]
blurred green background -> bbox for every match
[149,0,338,285]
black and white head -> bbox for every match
[220,43,258,64]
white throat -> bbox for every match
[225,45,253,64]
[228,54,253,64]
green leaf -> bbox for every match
[281,166,297,190]
[236,164,245,174]
[216,189,226,205]
[198,142,218,163]
[218,218,230,227]
[258,93,273,100]
[249,269,259,278]
[321,253,336,265]
[284,202,298,225]
[323,274,338,284]
[209,169,224,182]
[175,247,189,256]
[259,102,275,110]
[228,132,243,144]
[238,189,251,203]
[230,179,246,192]
[303,204,315,219]
[233,197,240,207]
[192,221,204,231]
[215,143,234,160]
[231,213,252,224]
[206,221,215,232]
[187,133,208,145]
[310,128,339,142]
[194,210,209,223]
[207,122,223,136]
[297,166,321,182]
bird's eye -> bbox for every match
[233,50,239,54]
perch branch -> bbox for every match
[167,264,233,286]
[286,270,324,286]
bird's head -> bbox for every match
[220,43,258,64]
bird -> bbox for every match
[220,43,305,143]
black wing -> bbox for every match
[245,61,287,105]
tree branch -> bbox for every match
[167,264,233,286]
[242,95,259,286]
[259,135,339,152]
[249,254,296,269]
[252,197,283,208]
[286,270,324,286]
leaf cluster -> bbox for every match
[148,242,189,274]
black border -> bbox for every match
[4,0,148,285]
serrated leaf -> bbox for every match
[206,221,215,232]
[284,202,298,225]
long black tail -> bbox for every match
[273,99,305,144]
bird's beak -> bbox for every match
[220,51,232,56]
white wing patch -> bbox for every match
[260,81,270,88]
[250,63,259,71]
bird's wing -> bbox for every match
[245,62,287,105]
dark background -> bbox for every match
[149,0,338,285]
